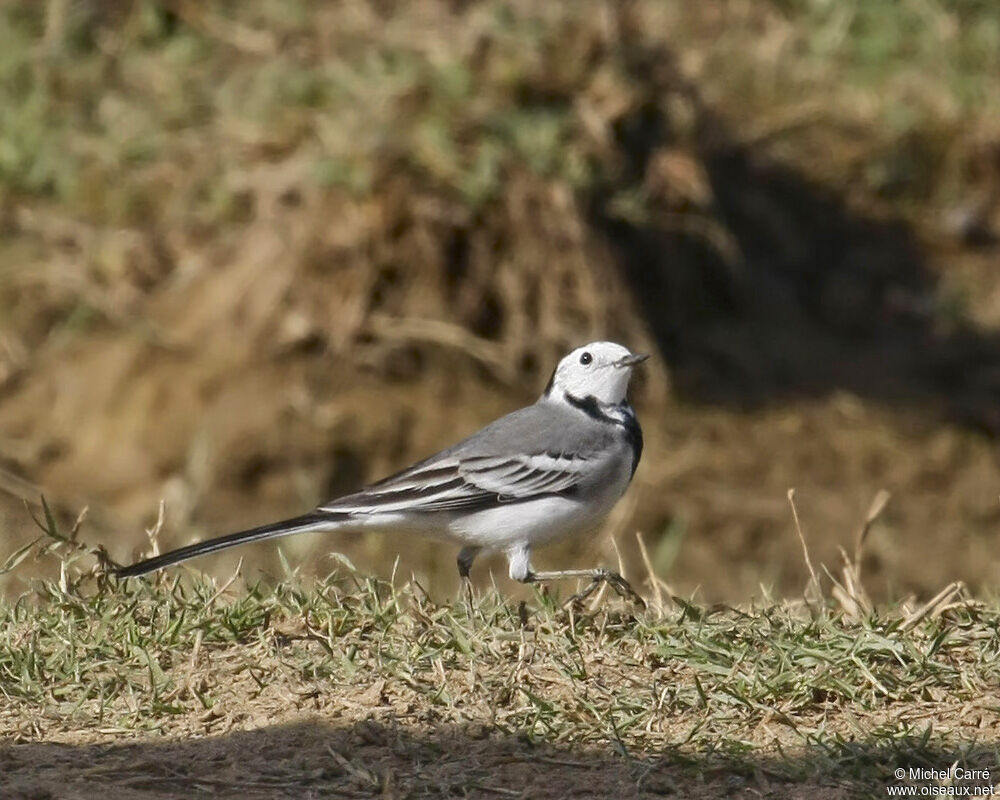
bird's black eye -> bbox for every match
[579,351,593,365]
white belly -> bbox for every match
[338,450,635,553]
[444,456,633,551]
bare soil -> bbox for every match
[4,7,1000,605]
[3,599,997,800]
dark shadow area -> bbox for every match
[588,36,1000,433]
[2,718,996,799]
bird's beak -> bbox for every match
[615,353,650,368]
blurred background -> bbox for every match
[2,0,1000,601]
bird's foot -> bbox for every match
[528,568,645,609]
[569,568,646,609]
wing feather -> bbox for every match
[319,451,590,515]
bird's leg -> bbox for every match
[456,546,480,579]
[457,546,480,610]
[505,544,644,608]
[527,568,645,608]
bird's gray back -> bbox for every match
[443,400,620,461]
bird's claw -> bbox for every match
[566,568,646,610]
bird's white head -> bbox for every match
[543,341,649,405]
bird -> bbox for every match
[114,341,648,602]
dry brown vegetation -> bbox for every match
[4,3,1000,794]
[3,1,1000,601]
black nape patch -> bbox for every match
[564,392,607,421]
[542,366,558,396]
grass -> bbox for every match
[3,0,997,239]
[4,5,1000,791]
[2,522,999,798]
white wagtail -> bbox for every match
[115,341,648,601]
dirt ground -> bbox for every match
[0,720,873,800]
[1,713,980,800]
[3,634,997,800]
[3,1,1000,601]
[3,584,998,800]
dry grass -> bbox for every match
[5,6,1000,794]
[2,516,1000,799]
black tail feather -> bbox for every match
[114,512,338,578]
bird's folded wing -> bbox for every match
[318,452,592,515]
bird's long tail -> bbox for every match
[114,511,341,578]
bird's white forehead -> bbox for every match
[561,341,632,365]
